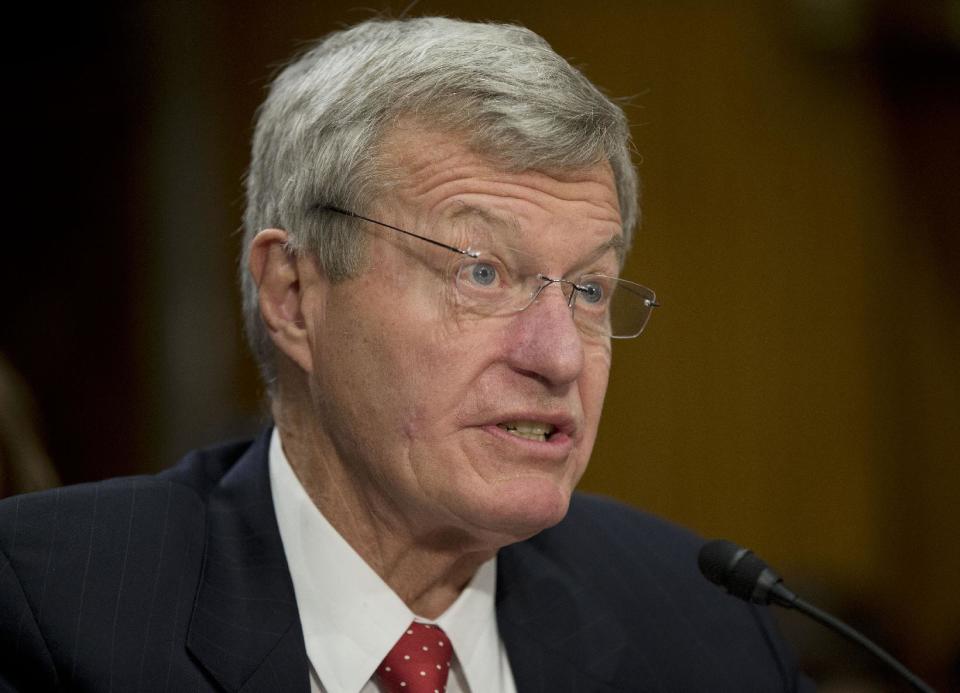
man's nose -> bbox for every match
[504,282,585,388]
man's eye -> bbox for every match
[579,281,605,304]
[466,262,498,286]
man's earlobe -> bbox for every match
[248,229,316,374]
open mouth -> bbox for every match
[497,420,557,443]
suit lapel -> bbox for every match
[186,430,309,693]
[496,540,637,693]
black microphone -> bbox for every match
[698,539,936,693]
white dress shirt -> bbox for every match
[269,429,518,693]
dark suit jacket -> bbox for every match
[1,430,812,692]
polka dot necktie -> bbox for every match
[377,622,453,693]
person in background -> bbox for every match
[0,355,59,499]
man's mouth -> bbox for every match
[497,421,557,443]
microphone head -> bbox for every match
[698,539,743,587]
[698,539,786,605]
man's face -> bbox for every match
[300,126,623,548]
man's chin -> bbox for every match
[462,477,575,544]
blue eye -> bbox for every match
[579,280,604,304]
[468,262,497,286]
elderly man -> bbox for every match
[0,17,811,693]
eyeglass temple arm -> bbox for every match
[320,205,480,258]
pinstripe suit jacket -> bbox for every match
[1,430,812,692]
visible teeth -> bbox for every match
[497,421,556,442]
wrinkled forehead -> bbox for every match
[372,124,626,266]
[445,202,627,270]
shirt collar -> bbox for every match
[269,428,503,693]
[434,557,504,693]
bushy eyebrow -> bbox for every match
[446,203,521,233]
[444,202,626,266]
[594,234,627,266]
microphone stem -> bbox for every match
[788,596,936,693]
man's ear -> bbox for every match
[248,229,318,375]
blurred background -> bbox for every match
[3,0,958,689]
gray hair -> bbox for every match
[241,17,638,389]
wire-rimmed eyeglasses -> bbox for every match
[319,205,659,339]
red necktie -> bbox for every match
[377,622,453,693]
